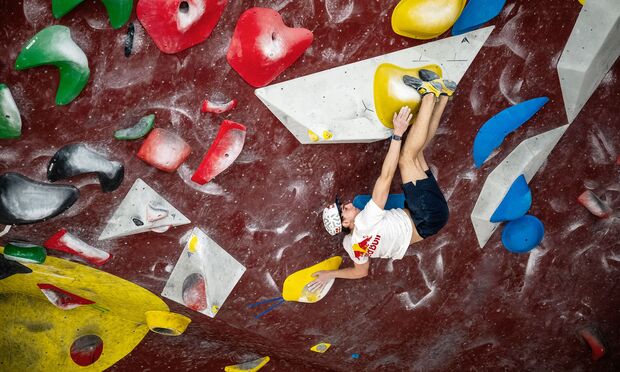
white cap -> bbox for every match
[322,203,342,235]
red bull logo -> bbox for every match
[352,235,381,258]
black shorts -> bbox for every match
[402,169,449,239]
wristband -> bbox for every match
[392,134,402,141]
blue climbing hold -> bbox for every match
[351,353,360,359]
[473,97,549,168]
[353,194,405,210]
[501,215,544,254]
[452,0,507,35]
[490,175,532,223]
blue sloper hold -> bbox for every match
[473,97,549,168]
[0,172,79,225]
[452,0,507,35]
[490,175,532,223]
[353,194,405,210]
[501,214,544,254]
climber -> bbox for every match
[310,70,454,291]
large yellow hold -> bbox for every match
[392,0,467,39]
[373,63,442,128]
[0,246,190,371]
[282,256,342,303]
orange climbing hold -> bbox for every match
[579,328,605,361]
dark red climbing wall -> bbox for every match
[1,0,618,370]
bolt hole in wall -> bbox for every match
[179,1,190,14]
[70,334,104,366]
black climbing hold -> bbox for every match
[47,144,124,192]
[0,254,32,280]
[124,22,135,57]
[132,217,144,226]
[0,172,79,225]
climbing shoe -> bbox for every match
[418,69,441,82]
[438,79,457,97]
[402,75,443,97]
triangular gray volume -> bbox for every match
[557,0,620,124]
[255,26,494,144]
[98,178,190,240]
[470,125,568,249]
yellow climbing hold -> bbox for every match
[308,129,319,142]
[145,310,191,336]
[392,0,466,40]
[282,256,342,303]
[310,342,332,353]
[188,235,199,253]
[373,63,442,128]
[224,356,270,372]
[322,130,333,140]
[0,246,189,371]
[211,304,220,314]
[578,0,585,4]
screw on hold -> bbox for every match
[124,22,135,57]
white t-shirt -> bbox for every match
[342,199,413,264]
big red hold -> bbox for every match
[227,8,313,87]
[137,0,228,54]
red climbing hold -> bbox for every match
[579,328,606,361]
[227,8,313,87]
[201,97,237,114]
[192,120,246,185]
[616,154,620,165]
[44,229,112,266]
[137,0,228,54]
[182,273,207,311]
[37,283,95,310]
[137,128,191,173]
[577,190,612,218]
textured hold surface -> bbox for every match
[0,173,79,225]
[577,190,612,218]
[391,0,466,39]
[373,63,442,128]
[490,175,532,222]
[114,114,155,140]
[224,356,270,372]
[44,229,112,266]
[227,8,313,87]
[281,256,342,303]
[15,25,89,105]
[501,214,544,254]
[137,128,191,172]
[452,0,507,35]
[2,1,620,370]
[37,283,96,310]
[162,227,246,318]
[3,242,47,264]
[0,84,22,139]
[0,246,187,371]
[471,125,568,248]
[137,0,228,54]
[256,27,492,144]
[473,97,549,168]
[191,120,246,184]
[47,143,125,192]
[52,0,133,29]
[98,178,190,240]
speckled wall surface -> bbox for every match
[1,0,619,370]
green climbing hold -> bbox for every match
[4,242,47,264]
[0,84,22,139]
[114,114,155,140]
[15,25,90,106]
[52,0,133,29]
